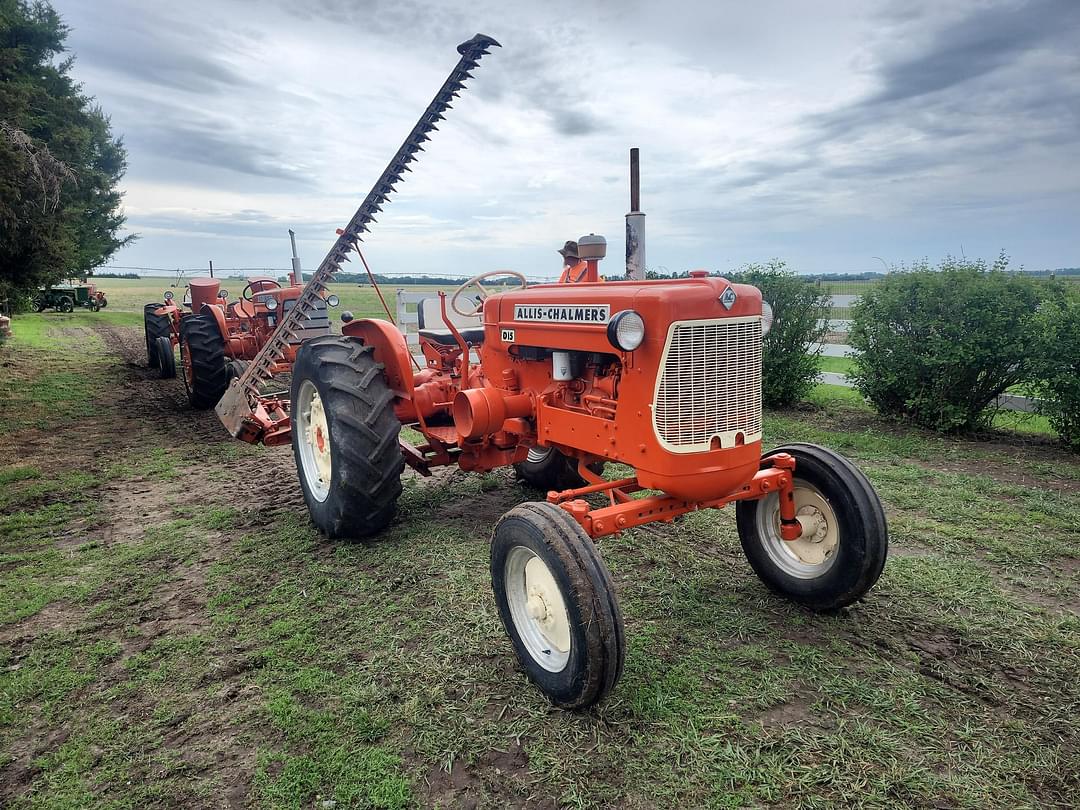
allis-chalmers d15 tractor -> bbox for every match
[215,34,888,709]
[143,275,335,408]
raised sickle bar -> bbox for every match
[215,34,501,443]
[549,453,800,539]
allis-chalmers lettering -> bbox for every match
[513,304,610,323]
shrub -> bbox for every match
[848,254,1043,432]
[1028,291,1080,449]
[728,260,829,407]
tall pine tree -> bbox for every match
[0,0,133,303]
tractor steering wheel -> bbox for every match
[451,270,528,317]
[242,279,282,301]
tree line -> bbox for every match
[0,0,131,304]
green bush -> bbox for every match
[1028,292,1080,449]
[848,254,1043,432]
[729,261,829,407]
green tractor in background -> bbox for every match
[33,282,108,313]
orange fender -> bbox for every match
[341,319,414,398]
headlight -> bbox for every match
[607,310,645,351]
[265,297,278,310]
[762,301,774,335]
[218,289,229,300]
[163,290,174,301]
[326,294,340,307]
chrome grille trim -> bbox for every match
[651,316,763,452]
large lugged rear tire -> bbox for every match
[144,303,170,369]
[491,502,625,710]
[735,443,888,611]
[290,336,404,539]
[179,314,229,409]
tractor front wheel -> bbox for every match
[735,443,888,611]
[144,304,170,369]
[290,336,404,539]
[58,297,74,313]
[491,502,625,709]
[155,336,176,379]
[179,314,229,409]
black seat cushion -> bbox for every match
[419,328,485,345]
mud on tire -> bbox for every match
[290,336,404,539]
[179,313,229,409]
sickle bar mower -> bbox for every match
[214,34,502,445]
[215,34,889,711]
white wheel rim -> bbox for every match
[295,380,332,502]
[505,546,571,672]
[755,481,840,579]
[526,446,553,464]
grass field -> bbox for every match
[1,311,1077,808]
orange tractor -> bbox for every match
[215,34,888,709]
[144,275,337,408]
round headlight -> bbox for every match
[163,290,174,301]
[218,289,229,300]
[341,311,354,323]
[761,301,774,335]
[265,297,278,310]
[326,294,340,307]
[607,310,645,351]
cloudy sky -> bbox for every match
[58,0,1079,279]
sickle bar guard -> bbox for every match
[215,34,500,444]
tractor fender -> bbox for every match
[341,319,414,398]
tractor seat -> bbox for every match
[416,297,485,345]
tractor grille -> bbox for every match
[652,317,763,452]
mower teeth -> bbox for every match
[223,35,499,423]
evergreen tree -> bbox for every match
[0,0,133,302]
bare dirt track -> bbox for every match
[2,316,1079,809]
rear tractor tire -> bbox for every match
[290,336,405,539]
[155,336,176,379]
[491,502,625,709]
[179,314,229,409]
[735,443,888,611]
[143,303,170,369]
[514,446,601,492]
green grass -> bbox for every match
[1,311,1078,807]
[816,355,854,375]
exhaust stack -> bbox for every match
[625,147,646,280]
[289,229,302,286]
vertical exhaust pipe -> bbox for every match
[625,147,646,280]
[289,229,303,286]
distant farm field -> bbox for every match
[88,277,457,322]
[2,310,1078,808]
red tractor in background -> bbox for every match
[144,274,337,408]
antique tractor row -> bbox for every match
[143,275,336,409]
[33,283,108,312]
[215,33,889,710]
